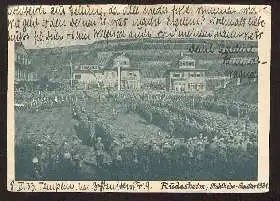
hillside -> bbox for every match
[27,38,258,79]
[214,82,258,104]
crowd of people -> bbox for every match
[110,90,257,122]
[15,88,258,180]
[15,90,79,112]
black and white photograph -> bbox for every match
[7,4,270,193]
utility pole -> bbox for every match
[237,104,240,120]
[117,63,121,91]
[70,54,73,90]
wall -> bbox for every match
[73,71,118,88]
[120,69,141,89]
[167,70,207,92]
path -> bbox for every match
[86,100,172,143]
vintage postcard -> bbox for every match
[7,4,270,192]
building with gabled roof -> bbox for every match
[73,53,141,90]
[166,54,207,92]
[15,42,38,83]
[179,55,196,69]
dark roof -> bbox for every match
[15,42,29,55]
[15,41,27,49]
[114,55,129,60]
[15,62,32,70]
[106,52,132,68]
[73,69,97,73]
[73,67,141,73]
[103,67,140,71]
[180,55,195,61]
[166,68,207,72]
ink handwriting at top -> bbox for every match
[8,5,270,46]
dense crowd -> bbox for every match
[111,90,257,121]
[15,89,258,180]
[15,89,257,122]
[15,90,79,112]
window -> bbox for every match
[189,62,195,66]
[188,83,199,90]
[174,73,180,78]
[194,83,204,90]
[200,84,204,90]
[81,65,89,70]
[196,73,201,77]
[74,74,81,79]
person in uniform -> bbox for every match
[71,153,81,179]
[87,114,96,144]
[186,138,194,164]
[110,140,121,159]
[32,157,43,180]
[168,119,175,136]
[112,107,118,119]
[131,144,140,175]
[39,146,49,178]
[196,141,204,166]
[162,142,172,176]
[58,151,75,180]
[95,137,105,167]
[150,142,161,178]
[110,139,124,179]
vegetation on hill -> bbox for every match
[27,38,258,79]
[214,82,258,104]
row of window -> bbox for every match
[15,70,37,80]
[79,65,99,71]
[74,72,116,79]
[74,71,138,80]
[128,72,138,77]
[121,80,140,89]
[15,70,28,79]
[114,60,129,66]
[190,72,203,77]
[173,72,203,78]
[179,61,195,66]
[173,82,205,90]
[74,74,81,79]
[16,55,31,65]
[188,83,205,90]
